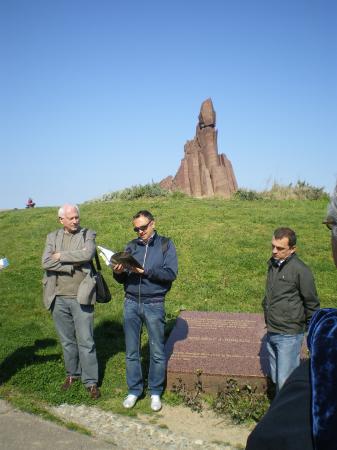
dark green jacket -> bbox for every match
[262,254,320,334]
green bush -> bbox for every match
[234,189,262,201]
[260,180,328,201]
[235,181,328,201]
[212,379,269,424]
[90,183,170,202]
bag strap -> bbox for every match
[94,250,102,271]
[161,236,170,255]
[83,228,101,272]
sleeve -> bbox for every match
[41,232,73,273]
[59,229,96,264]
[143,239,178,283]
[298,266,320,327]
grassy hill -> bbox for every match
[0,197,335,416]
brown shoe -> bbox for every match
[61,376,79,391]
[87,384,101,400]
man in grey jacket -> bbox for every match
[42,204,100,399]
[262,227,320,393]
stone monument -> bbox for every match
[160,98,238,198]
[165,311,269,393]
[165,311,308,393]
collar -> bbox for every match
[137,231,157,246]
[269,253,296,268]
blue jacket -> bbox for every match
[113,232,178,303]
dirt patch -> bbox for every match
[139,404,253,449]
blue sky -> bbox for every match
[1,0,336,209]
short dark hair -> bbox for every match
[273,227,297,247]
[133,210,154,221]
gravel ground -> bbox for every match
[50,403,250,450]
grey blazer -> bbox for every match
[42,227,97,310]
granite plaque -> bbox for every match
[165,311,271,393]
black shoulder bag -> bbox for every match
[83,228,111,303]
[91,251,112,303]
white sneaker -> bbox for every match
[150,395,162,411]
[123,394,138,409]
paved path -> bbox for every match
[0,400,116,450]
[0,399,242,449]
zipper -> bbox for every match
[138,242,149,305]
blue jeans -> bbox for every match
[267,332,304,392]
[123,299,166,396]
[52,296,98,387]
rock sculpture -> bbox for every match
[160,98,237,198]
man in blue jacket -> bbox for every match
[113,210,178,411]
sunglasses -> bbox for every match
[133,221,152,233]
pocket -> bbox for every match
[77,273,96,305]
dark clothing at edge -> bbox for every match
[246,361,314,450]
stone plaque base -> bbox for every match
[165,311,270,393]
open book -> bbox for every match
[97,245,143,270]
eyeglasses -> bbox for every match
[133,221,152,233]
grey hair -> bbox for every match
[327,182,337,238]
[58,204,80,218]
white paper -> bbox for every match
[97,245,115,266]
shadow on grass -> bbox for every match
[94,315,179,392]
[94,320,125,386]
[0,338,59,384]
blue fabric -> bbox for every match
[123,298,166,396]
[307,308,337,450]
[267,332,304,392]
[114,232,178,302]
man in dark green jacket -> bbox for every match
[262,227,320,393]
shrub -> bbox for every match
[171,370,204,413]
[233,181,328,201]
[89,183,170,202]
[234,189,262,201]
[212,379,269,424]
[259,180,328,201]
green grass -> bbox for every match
[0,197,335,417]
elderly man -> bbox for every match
[262,227,320,392]
[113,210,178,411]
[42,204,100,399]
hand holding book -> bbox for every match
[97,246,143,271]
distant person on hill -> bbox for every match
[42,204,100,399]
[262,227,320,393]
[112,210,178,411]
[26,198,35,208]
